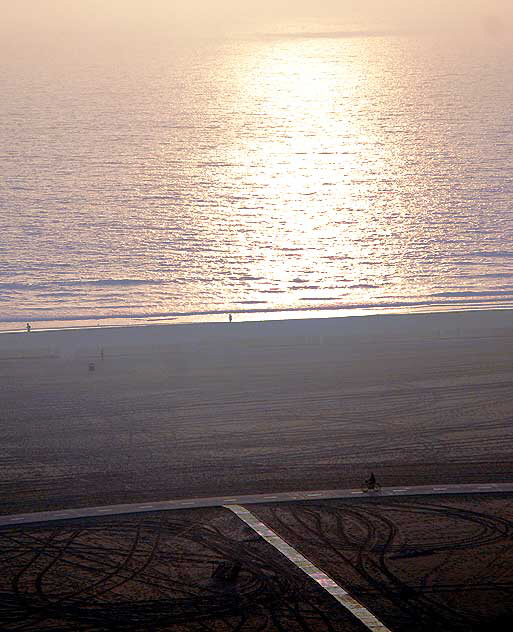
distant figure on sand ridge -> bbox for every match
[26,323,31,333]
[228,313,233,323]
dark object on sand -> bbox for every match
[362,472,381,493]
[26,323,31,333]
[211,561,241,582]
[229,313,233,323]
[88,362,95,372]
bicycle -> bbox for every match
[361,480,382,493]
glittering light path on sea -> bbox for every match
[225,503,392,632]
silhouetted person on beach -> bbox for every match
[365,472,377,490]
[26,323,31,333]
[229,313,233,323]
[362,472,380,493]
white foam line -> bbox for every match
[225,504,392,632]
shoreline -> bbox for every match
[1,306,513,356]
[2,303,513,333]
[3,301,513,334]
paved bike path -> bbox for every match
[1,482,512,528]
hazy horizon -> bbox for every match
[3,1,513,41]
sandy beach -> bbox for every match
[251,493,513,631]
[2,309,513,514]
[2,493,512,631]
[0,506,369,631]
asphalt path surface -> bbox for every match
[1,482,513,528]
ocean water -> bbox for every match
[1,25,513,329]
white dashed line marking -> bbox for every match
[226,505,392,632]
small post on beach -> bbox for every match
[127,428,133,465]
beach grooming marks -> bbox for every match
[225,504,392,632]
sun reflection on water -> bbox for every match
[219,36,401,309]
[3,29,513,326]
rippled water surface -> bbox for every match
[1,27,512,327]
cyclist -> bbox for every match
[366,472,377,490]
